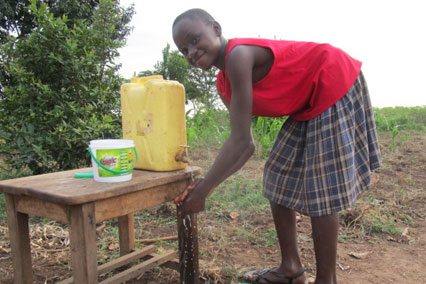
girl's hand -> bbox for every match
[173,178,203,204]
[173,178,214,215]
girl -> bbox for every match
[172,8,381,284]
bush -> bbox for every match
[186,108,230,148]
[0,0,134,175]
[374,106,426,132]
[186,108,286,158]
[251,116,285,158]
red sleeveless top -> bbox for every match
[216,38,362,121]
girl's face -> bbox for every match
[173,17,222,70]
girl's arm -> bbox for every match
[218,91,256,176]
[178,45,257,213]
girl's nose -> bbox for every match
[188,45,197,60]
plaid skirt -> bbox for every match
[263,72,382,217]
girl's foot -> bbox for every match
[243,267,308,283]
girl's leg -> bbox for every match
[311,213,339,284]
[245,202,307,283]
[270,201,304,275]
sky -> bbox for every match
[116,0,426,108]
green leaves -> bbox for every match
[0,0,134,175]
[251,116,286,158]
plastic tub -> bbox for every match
[88,139,137,183]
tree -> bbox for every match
[1,0,134,100]
[0,0,135,174]
[0,0,101,42]
[1,0,102,102]
[188,66,220,111]
[139,44,220,113]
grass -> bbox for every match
[0,194,5,220]
[207,177,267,217]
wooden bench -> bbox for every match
[0,166,201,284]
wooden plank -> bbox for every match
[177,206,200,284]
[69,203,98,284]
[118,214,135,256]
[95,180,188,223]
[0,166,201,205]
[98,245,155,275]
[5,194,34,284]
[57,245,156,284]
[98,250,177,284]
[15,195,69,223]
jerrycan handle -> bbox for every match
[88,147,138,174]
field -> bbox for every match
[0,107,425,283]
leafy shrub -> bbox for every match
[186,108,230,148]
[186,108,285,158]
[374,106,426,132]
[0,0,134,175]
[251,116,285,158]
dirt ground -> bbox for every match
[0,131,425,283]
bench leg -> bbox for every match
[5,194,34,284]
[177,205,200,284]
[69,203,98,283]
[118,213,135,256]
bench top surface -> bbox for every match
[0,166,201,205]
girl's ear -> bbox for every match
[212,21,222,36]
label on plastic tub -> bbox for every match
[95,148,134,177]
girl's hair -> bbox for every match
[173,8,215,28]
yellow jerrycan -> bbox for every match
[120,75,188,171]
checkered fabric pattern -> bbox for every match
[263,72,382,217]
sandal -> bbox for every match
[243,267,308,284]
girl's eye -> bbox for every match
[191,36,199,45]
